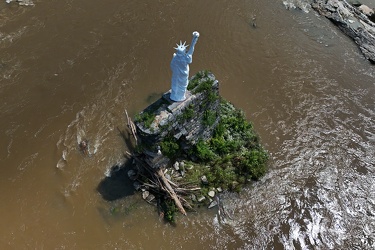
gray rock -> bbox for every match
[312,0,375,63]
[208,200,218,209]
[201,175,208,185]
[197,196,206,202]
[179,161,185,169]
[146,194,155,202]
[180,170,185,177]
[216,187,223,193]
[208,190,215,198]
[173,161,179,170]
[190,194,197,202]
[359,5,374,16]
[142,191,150,200]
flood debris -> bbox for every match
[79,139,89,156]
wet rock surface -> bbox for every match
[312,0,375,63]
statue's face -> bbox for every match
[176,48,185,54]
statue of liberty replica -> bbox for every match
[170,31,200,102]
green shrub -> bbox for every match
[195,139,216,162]
[193,79,214,94]
[202,110,217,126]
[181,104,194,121]
[135,111,155,129]
[160,136,180,159]
[188,100,268,192]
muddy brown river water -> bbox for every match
[1,0,375,249]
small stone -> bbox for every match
[173,161,179,170]
[180,161,185,169]
[208,200,218,209]
[197,196,206,202]
[216,187,223,193]
[208,191,215,198]
[146,194,155,202]
[180,170,185,177]
[142,191,150,200]
[201,175,208,185]
[190,194,197,202]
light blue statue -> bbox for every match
[170,31,200,101]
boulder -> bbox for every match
[359,5,374,16]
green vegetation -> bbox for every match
[202,110,217,126]
[192,79,214,94]
[160,135,180,159]
[180,104,195,121]
[185,99,268,194]
[187,70,211,91]
[163,200,177,223]
[135,111,155,129]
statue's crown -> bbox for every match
[174,40,188,53]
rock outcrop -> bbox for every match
[312,0,375,63]
[135,71,220,149]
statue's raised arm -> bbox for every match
[187,31,199,57]
[170,31,200,102]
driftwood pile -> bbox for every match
[125,110,201,217]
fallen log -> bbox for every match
[125,109,138,145]
[156,168,187,216]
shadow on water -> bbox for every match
[117,127,136,153]
[147,92,164,104]
[97,160,136,201]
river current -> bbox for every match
[1,0,374,249]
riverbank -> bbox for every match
[311,0,375,63]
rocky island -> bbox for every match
[126,70,268,222]
[101,32,268,222]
